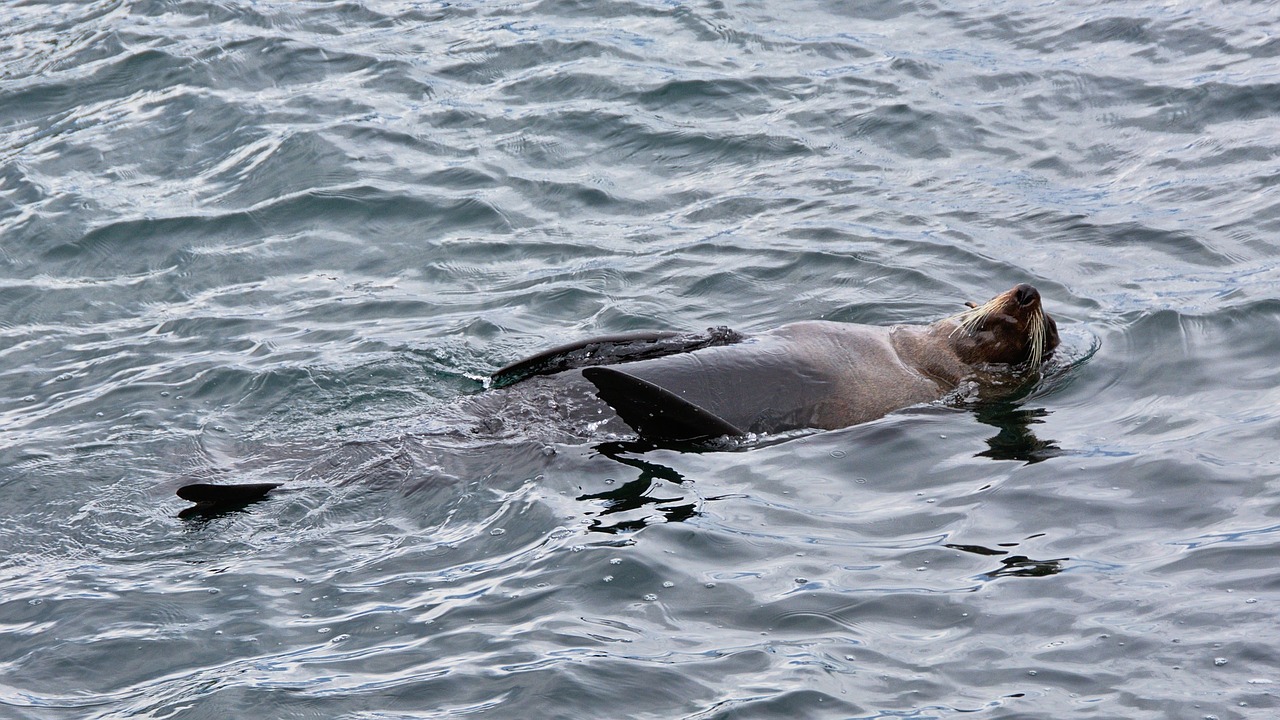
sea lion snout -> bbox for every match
[1013,283,1039,307]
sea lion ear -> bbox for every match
[964,301,978,308]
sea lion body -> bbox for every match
[602,321,948,433]
[487,283,1060,443]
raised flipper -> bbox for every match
[582,366,745,444]
[176,482,282,518]
[490,326,744,388]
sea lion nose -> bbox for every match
[1013,283,1039,306]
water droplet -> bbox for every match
[1027,670,1037,676]
[160,391,170,397]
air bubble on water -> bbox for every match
[662,581,673,588]
[643,593,657,601]
[489,528,505,536]
[1214,657,1228,666]
[610,558,621,565]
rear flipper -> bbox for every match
[490,326,744,388]
[582,366,744,444]
[176,482,281,519]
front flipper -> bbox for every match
[582,366,744,444]
[490,326,744,388]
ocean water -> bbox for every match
[3,1,1280,718]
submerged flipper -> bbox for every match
[582,366,745,444]
[176,482,281,518]
[490,326,744,388]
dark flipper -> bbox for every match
[582,366,745,444]
[176,482,281,518]
[490,326,745,388]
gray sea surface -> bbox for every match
[3,1,1280,718]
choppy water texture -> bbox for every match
[3,1,1280,718]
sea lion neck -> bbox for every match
[889,322,973,387]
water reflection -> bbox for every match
[972,402,1061,463]
[579,443,703,534]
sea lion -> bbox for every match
[176,283,1058,511]
[486,282,1059,444]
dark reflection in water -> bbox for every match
[982,555,1068,579]
[579,444,704,534]
[972,402,1061,463]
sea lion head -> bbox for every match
[945,283,1059,368]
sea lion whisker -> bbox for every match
[948,296,1000,337]
[1028,309,1044,367]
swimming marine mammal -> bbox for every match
[176,283,1058,510]
[484,282,1059,444]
